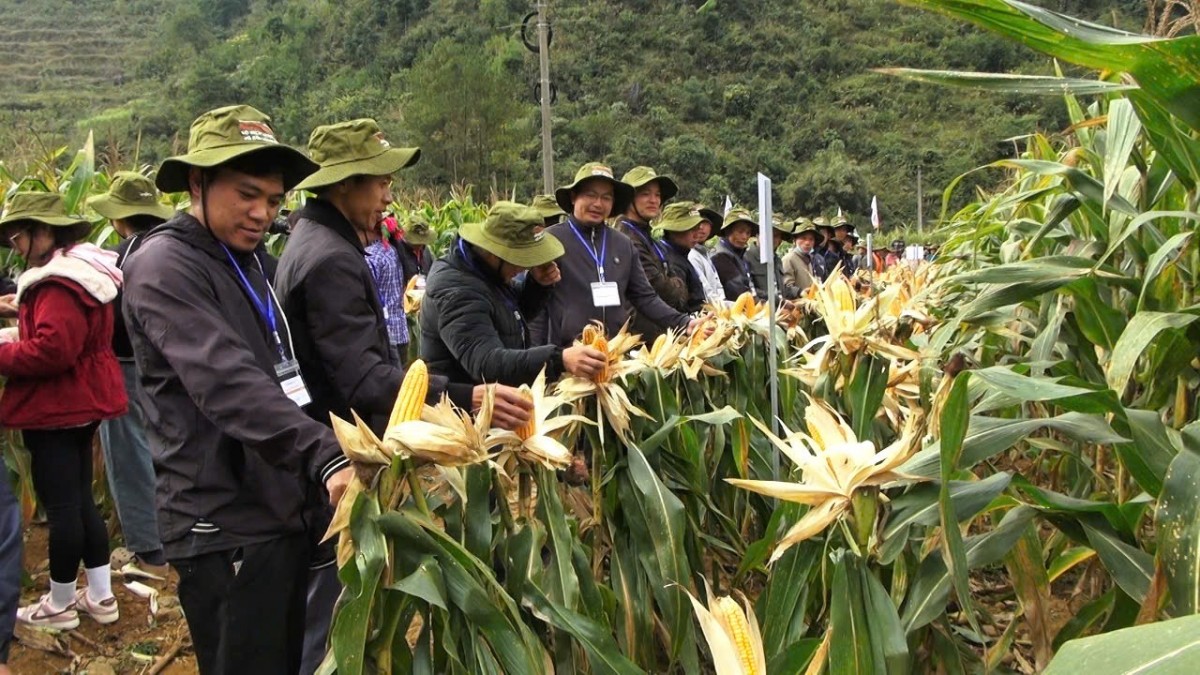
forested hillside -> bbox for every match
[0,0,1143,225]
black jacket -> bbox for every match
[661,239,705,314]
[710,238,758,301]
[746,243,800,301]
[110,235,147,361]
[531,218,689,347]
[274,199,471,435]
[397,239,432,286]
[421,240,562,386]
[617,218,690,339]
[122,213,348,557]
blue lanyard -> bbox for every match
[622,219,666,266]
[457,239,527,347]
[220,244,284,359]
[569,220,608,282]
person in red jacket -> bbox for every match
[0,192,127,630]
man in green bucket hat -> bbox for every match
[274,119,533,673]
[421,201,607,386]
[615,166,688,339]
[530,194,566,230]
[781,217,824,294]
[709,206,760,302]
[122,104,353,675]
[655,201,708,314]
[88,172,173,582]
[534,162,699,346]
[746,212,799,302]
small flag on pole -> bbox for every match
[723,195,733,217]
[870,196,881,230]
[836,206,843,219]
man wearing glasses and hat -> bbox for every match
[616,166,689,338]
[532,162,700,346]
[782,217,825,294]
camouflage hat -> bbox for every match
[530,194,566,220]
[657,201,705,233]
[156,105,318,193]
[770,213,793,241]
[719,207,758,237]
[293,119,419,192]
[401,212,436,246]
[0,192,91,246]
[459,201,565,268]
[88,171,174,222]
[833,214,852,230]
[621,166,678,202]
[555,162,634,217]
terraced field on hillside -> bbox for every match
[0,0,161,165]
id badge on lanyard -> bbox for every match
[591,281,620,307]
[221,244,313,408]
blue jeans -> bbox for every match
[98,361,162,556]
[0,466,21,663]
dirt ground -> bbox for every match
[8,525,197,675]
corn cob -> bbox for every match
[592,335,609,382]
[515,387,536,440]
[580,323,602,345]
[732,292,754,317]
[388,359,428,429]
[714,596,759,675]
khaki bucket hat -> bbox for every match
[657,201,704,233]
[530,194,566,220]
[621,166,678,202]
[401,212,436,246]
[459,201,565,268]
[293,119,420,192]
[719,207,758,237]
[0,192,92,246]
[554,162,634,217]
[156,105,318,194]
[791,217,820,242]
[88,171,174,222]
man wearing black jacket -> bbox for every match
[123,105,353,674]
[276,120,532,673]
[421,202,606,386]
[532,163,699,346]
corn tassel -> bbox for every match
[714,596,759,675]
[388,359,429,429]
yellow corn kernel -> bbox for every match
[515,388,536,441]
[715,596,758,675]
[388,359,429,429]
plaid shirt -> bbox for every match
[364,240,409,346]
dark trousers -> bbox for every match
[173,534,309,675]
[24,423,109,583]
[0,462,22,663]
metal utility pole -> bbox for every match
[536,1,555,194]
[916,165,924,234]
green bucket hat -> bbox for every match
[459,201,565,268]
[657,202,705,233]
[832,214,852,230]
[0,192,92,246]
[791,216,819,240]
[401,213,436,246]
[719,207,758,237]
[155,105,318,194]
[88,171,174,222]
[293,119,420,192]
[530,194,566,221]
[554,162,634,217]
[621,166,678,202]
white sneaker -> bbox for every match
[75,589,119,625]
[16,594,79,630]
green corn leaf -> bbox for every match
[843,352,890,441]
[883,472,1012,540]
[829,552,878,675]
[1081,520,1154,604]
[1102,99,1142,212]
[1045,613,1200,674]
[874,68,1136,95]
[524,586,644,675]
[1138,232,1192,311]
[1156,447,1200,616]
[1106,311,1198,394]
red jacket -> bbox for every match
[0,276,126,429]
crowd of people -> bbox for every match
[0,104,919,674]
